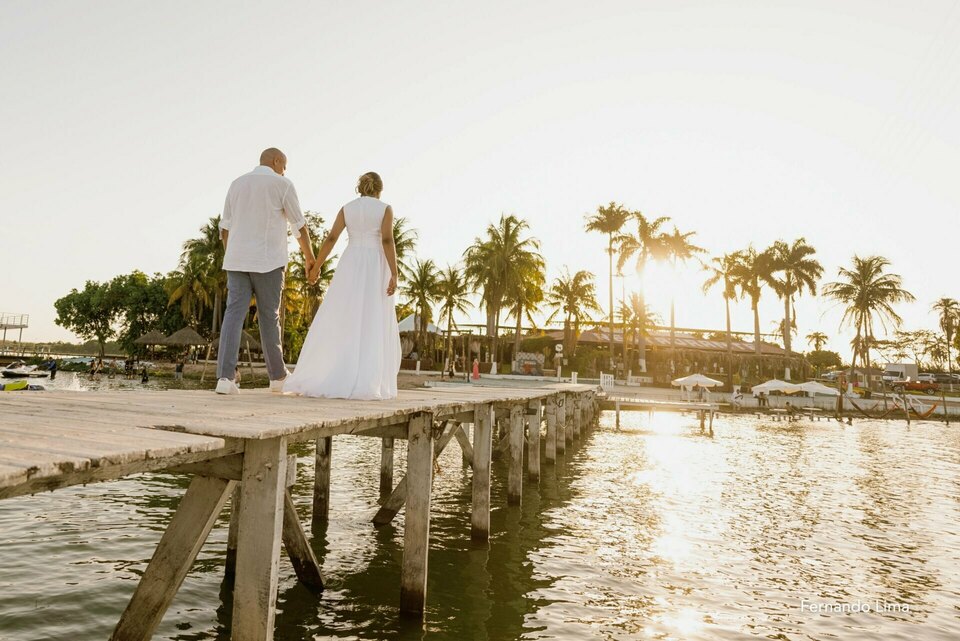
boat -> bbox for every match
[0,380,46,391]
[1,367,50,379]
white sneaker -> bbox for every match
[216,378,240,395]
[270,370,291,394]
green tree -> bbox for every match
[584,202,630,364]
[505,259,546,369]
[764,238,823,372]
[822,255,915,388]
[663,226,704,360]
[618,293,661,368]
[730,247,775,358]
[806,331,828,352]
[54,280,123,357]
[702,253,740,385]
[545,269,602,357]
[436,264,473,370]
[463,214,542,367]
[111,271,184,353]
[400,258,441,358]
[615,211,670,370]
[932,297,960,376]
[393,216,418,280]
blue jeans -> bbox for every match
[217,268,287,381]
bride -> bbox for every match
[283,172,402,399]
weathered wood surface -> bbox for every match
[400,413,433,616]
[232,437,287,640]
[507,405,524,505]
[527,400,541,481]
[281,489,325,593]
[111,475,235,641]
[313,436,333,525]
[471,404,494,541]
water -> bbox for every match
[1,409,959,640]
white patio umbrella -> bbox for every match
[751,379,802,394]
[797,381,840,396]
[671,373,723,388]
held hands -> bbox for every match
[386,274,397,297]
[306,257,318,284]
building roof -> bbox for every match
[542,328,787,356]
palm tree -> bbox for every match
[663,226,705,361]
[764,238,823,376]
[400,258,440,358]
[615,211,670,370]
[463,214,543,368]
[702,253,740,385]
[505,261,546,369]
[823,255,915,388]
[584,202,630,365]
[806,331,828,352]
[393,217,418,279]
[932,297,960,375]
[729,247,775,359]
[545,269,602,358]
[618,293,661,369]
[169,215,226,333]
[436,265,473,370]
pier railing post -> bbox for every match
[471,403,494,540]
[508,404,524,505]
[563,393,574,445]
[545,396,558,464]
[400,412,434,617]
[527,400,541,481]
[379,437,394,499]
[312,436,332,528]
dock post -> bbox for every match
[460,423,472,466]
[545,395,558,464]
[471,403,494,540]
[615,399,621,429]
[699,410,705,431]
[527,399,541,481]
[709,410,714,435]
[556,394,567,454]
[226,485,241,579]
[233,436,288,640]
[508,404,524,505]
[573,395,582,440]
[379,437,394,499]
[312,436,332,527]
[400,412,434,617]
[564,393,574,445]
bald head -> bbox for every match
[259,148,287,175]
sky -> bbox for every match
[2,0,959,359]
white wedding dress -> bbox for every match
[283,196,401,400]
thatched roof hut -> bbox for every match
[133,330,168,346]
[163,327,208,346]
[211,330,261,351]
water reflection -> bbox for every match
[2,411,960,640]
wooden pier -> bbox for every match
[0,383,596,640]
[599,395,720,432]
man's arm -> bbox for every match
[220,190,233,251]
[296,224,315,271]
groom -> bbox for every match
[215,147,316,394]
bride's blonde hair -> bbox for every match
[357,172,383,197]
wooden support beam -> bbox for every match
[573,395,582,440]
[225,485,241,581]
[400,412,434,617]
[563,393,574,445]
[527,400,541,482]
[282,489,324,593]
[454,424,474,466]
[557,394,567,453]
[507,404,524,506]
[232,437,287,641]
[471,404,494,541]
[170,453,297,486]
[312,436,332,528]
[379,437,394,499]
[111,476,235,641]
[545,396,557,465]
[372,422,457,526]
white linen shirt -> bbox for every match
[220,165,307,273]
